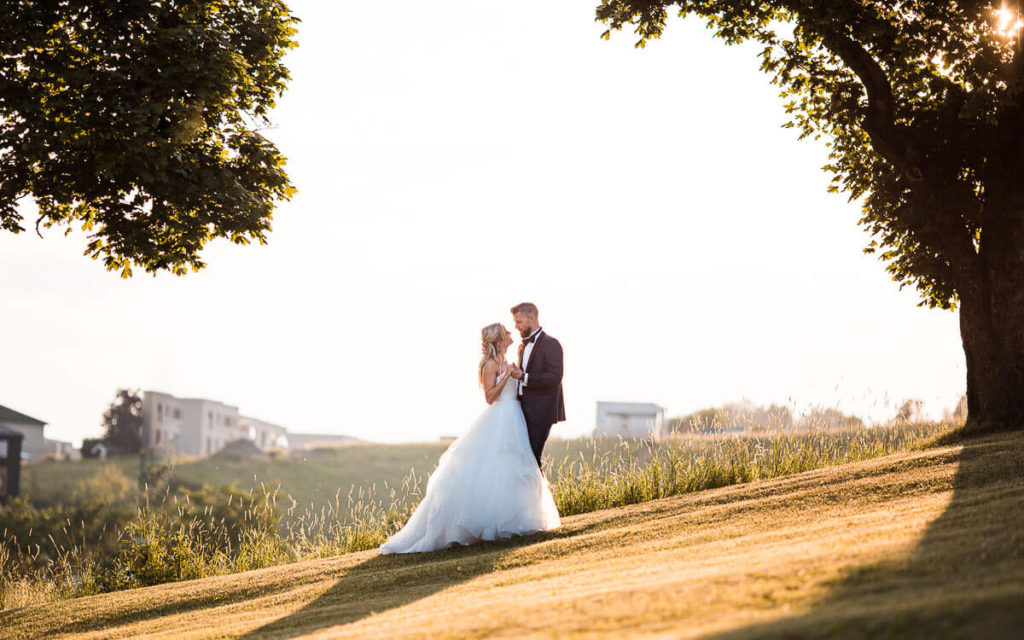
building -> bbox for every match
[44,438,81,461]
[595,402,666,439]
[141,391,288,457]
[0,404,46,461]
[0,424,24,503]
[89,442,109,460]
[239,416,289,451]
[141,391,245,457]
[141,391,185,452]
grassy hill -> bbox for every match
[18,439,619,513]
[3,430,1021,639]
[18,443,446,510]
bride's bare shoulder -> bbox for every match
[481,357,500,379]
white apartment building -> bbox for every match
[238,416,288,451]
[142,391,247,457]
[142,391,185,451]
[595,402,666,439]
[44,438,80,460]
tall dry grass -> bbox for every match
[0,420,952,610]
[550,421,950,516]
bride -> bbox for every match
[380,323,561,554]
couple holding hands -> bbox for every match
[381,302,564,555]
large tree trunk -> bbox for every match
[959,296,1024,433]
[959,196,1024,433]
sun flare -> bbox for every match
[994,4,1024,37]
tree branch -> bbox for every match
[821,29,981,288]
[820,30,924,183]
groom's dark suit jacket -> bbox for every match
[518,331,566,427]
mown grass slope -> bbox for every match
[3,431,1021,639]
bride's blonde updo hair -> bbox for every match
[478,322,507,384]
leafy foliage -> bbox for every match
[101,389,144,454]
[664,401,865,434]
[665,401,795,433]
[0,0,299,276]
[595,1,1024,310]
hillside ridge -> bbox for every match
[3,432,1022,639]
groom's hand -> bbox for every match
[510,364,524,379]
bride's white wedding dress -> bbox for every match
[380,372,560,554]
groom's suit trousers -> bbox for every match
[518,332,565,468]
[525,421,553,468]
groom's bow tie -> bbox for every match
[518,335,535,360]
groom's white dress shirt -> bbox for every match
[519,328,543,396]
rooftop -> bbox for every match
[0,404,46,426]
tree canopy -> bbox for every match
[0,0,298,276]
[596,0,1024,310]
[101,388,144,454]
[596,2,1024,431]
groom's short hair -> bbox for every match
[511,302,538,318]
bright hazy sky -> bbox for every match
[1,1,965,446]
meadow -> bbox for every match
[1,421,955,611]
[4,427,1020,639]
[18,442,455,512]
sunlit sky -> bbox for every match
[1,1,965,446]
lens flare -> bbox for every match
[994,4,1024,37]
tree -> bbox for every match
[891,398,925,425]
[101,389,143,454]
[0,0,298,277]
[80,437,105,459]
[597,1,1024,433]
[797,406,865,430]
[667,400,795,433]
[945,394,969,424]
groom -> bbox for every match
[509,302,565,469]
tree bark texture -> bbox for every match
[959,191,1024,432]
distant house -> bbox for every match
[45,438,81,461]
[595,402,666,439]
[239,416,289,451]
[90,442,109,460]
[0,404,46,461]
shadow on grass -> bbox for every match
[236,529,565,640]
[706,431,1024,639]
[0,503,611,638]
[4,569,331,637]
